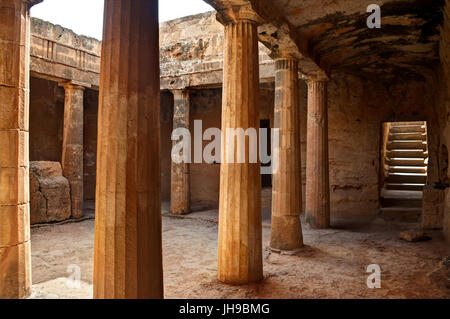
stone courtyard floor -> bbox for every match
[29,209,449,299]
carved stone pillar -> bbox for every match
[305,79,330,229]
[218,12,263,284]
[94,0,163,299]
[61,82,85,219]
[0,0,42,299]
[270,58,303,250]
[170,89,190,215]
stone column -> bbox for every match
[305,79,330,229]
[270,58,303,250]
[61,82,84,219]
[94,0,163,299]
[218,13,263,284]
[170,89,190,215]
[0,0,41,299]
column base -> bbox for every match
[305,213,330,229]
[217,272,264,285]
[270,215,303,250]
[170,208,190,215]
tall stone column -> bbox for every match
[0,0,42,299]
[305,79,330,229]
[0,0,41,299]
[94,0,163,299]
[270,58,303,250]
[218,13,263,284]
[170,89,190,215]
[61,82,84,219]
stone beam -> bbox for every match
[160,60,275,90]
[30,33,100,88]
[204,0,328,80]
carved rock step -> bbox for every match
[389,125,426,133]
[387,149,427,158]
[389,132,426,141]
[387,157,427,166]
[384,183,425,191]
[385,172,427,184]
[387,140,427,150]
[388,166,427,174]
[380,189,423,208]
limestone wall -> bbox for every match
[29,77,64,162]
[159,11,273,83]
[437,0,450,241]
[327,73,439,214]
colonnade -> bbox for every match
[0,0,330,298]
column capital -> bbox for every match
[216,4,264,26]
[26,0,43,8]
[274,57,299,70]
[58,81,89,91]
[305,76,330,84]
[170,88,190,97]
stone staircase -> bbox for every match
[381,122,428,220]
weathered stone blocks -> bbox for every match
[444,189,450,242]
[29,161,71,224]
[422,188,445,229]
[0,241,31,299]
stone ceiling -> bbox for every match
[206,0,445,82]
[277,0,444,81]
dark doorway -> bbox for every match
[260,119,272,187]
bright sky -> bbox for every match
[30,0,214,40]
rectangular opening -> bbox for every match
[260,119,272,188]
[379,121,428,215]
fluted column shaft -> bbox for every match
[270,58,303,250]
[170,90,190,214]
[218,18,263,284]
[94,0,163,299]
[61,83,84,219]
[0,0,41,299]
[305,80,330,229]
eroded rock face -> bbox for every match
[422,188,445,229]
[30,162,71,224]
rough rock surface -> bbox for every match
[398,229,432,242]
[422,188,445,229]
[30,162,71,224]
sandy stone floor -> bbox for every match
[29,210,449,299]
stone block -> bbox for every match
[0,241,31,299]
[0,166,28,205]
[0,203,30,248]
[0,86,28,130]
[0,130,28,167]
[29,161,71,224]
